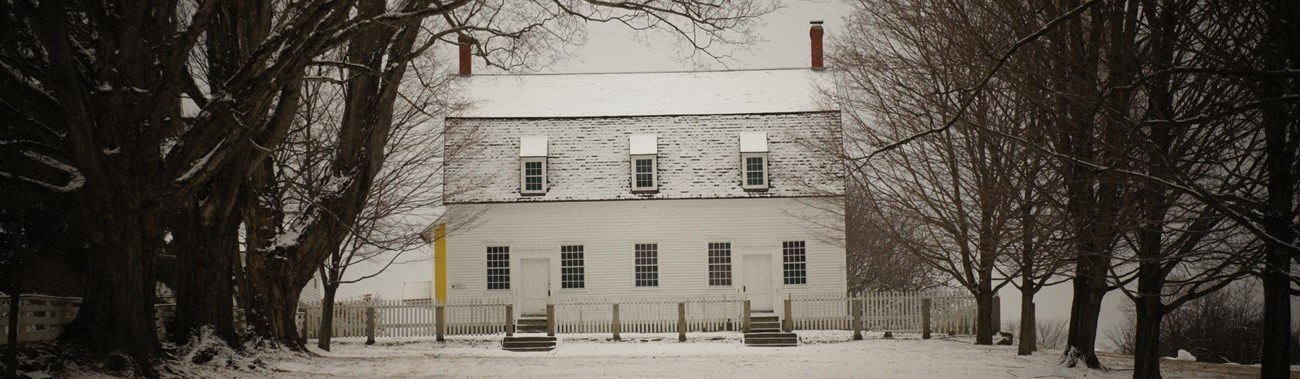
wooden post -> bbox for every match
[365,305,376,345]
[505,304,514,337]
[435,305,445,342]
[743,300,751,333]
[922,299,932,340]
[783,298,793,332]
[992,295,1001,333]
[852,299,863,340]
[546,304,555,337]
[677,303,687,342]
[612,304,621,341]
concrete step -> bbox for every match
[750,321,781,330]
[750,316,780,323]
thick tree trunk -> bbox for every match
[1258,1,1297,377]
[245,261,306,350]
[317,284,339,351]
[1062,264,1106,368]
[1132,255,1167,379]
[62,204,160,368]
[975,283,995,345]
[1018,294,1036,355]
[171,198,239,345]
[1259,250,1292,378]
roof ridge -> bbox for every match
[446,110,840,121]
[456,67,822,77]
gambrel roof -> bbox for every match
[444,111,844,204]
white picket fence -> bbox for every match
[554,294,743,334]
[0,294,82,344]
[299,290,981,340]
[787,291,979,333]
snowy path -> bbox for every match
[260,332,1258,378]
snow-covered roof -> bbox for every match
[739,132,769,153]
[629,134,658,155]
[519,136,548,157]
[445,112,844,203]
[460,68,833,117]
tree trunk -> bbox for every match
[1257,0,1297,376]
[1132,286,1165,379]
[244,260,306,349]
[171,196,239,345]
[1259,250,1292,378]
[62,203,160,369]
[317,284,339,351]
[1062,265,1105,368]
[1018,296,1036,355]
[975,283,995,345]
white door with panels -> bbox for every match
[743,255,774,312]
[520,258,550,316]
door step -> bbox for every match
[516,316,548,334]
[503,335,557,351]
[744,331,798,346]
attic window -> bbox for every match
[739,132,769,191]
[630,134,658,192]
[520,137,548,195]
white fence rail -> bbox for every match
[0,295,82,344]
[554,294,743,334]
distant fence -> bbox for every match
[299,290,984,341]
[787,291,980,334]
[0,295,82,344]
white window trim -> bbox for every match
[741,152,769,190]
[630,154,658,192]
[520,157,547,195]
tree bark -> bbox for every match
[1258,1,1297,377]
[1018,298,1036,355]
[62,203,161,367]
[1063,267,1105,368]
[317,284,339,351]
[1132,277,1165,379]
[975,280,995,345]
[171,198,239,344]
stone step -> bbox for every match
[750,321,781,330]
[517,317,548,325]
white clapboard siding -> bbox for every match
[0,295,82,344]
[443,198,846,309]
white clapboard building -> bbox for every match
[436,23,846,336]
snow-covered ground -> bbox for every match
[242,331,1266,378]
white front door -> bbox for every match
[743,255,774,312]
[521,258,550,316]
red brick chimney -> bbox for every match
[810,21,824,70]
[458,34,473,76]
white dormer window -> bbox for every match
[520,136,548,195]
[739,132,769,190]
[630,134,658,192]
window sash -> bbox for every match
[782,241,807,285]
[745,156,766,186]
[707,242,732,286]
[486,246,511,290]
[523,161,544,192]
[634,243,659,287]
[633,157,656,190]
[561,245,585,289]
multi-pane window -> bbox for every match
[487,246,510,290]
[561,245,585,289]
[782,241,807,285]
[522,160,544,193]
[707,243,732,286]
[633,158,656,190]
[745,156,766,187]
[634,243,659,287]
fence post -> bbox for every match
[922,298,932,340]
[782,298,793,332]
[677,303,686,342]
[743,300,751,333]
[612,303,621,341]
[435,305,445,342]
[505,304,514,337]
[546,304,555,337]
[852,298,863,340]
[992,295,1001,333]
[365,305,376,345]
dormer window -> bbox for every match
[630,134,658,192]
[520,136,548,195]
[740,132,769,191]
